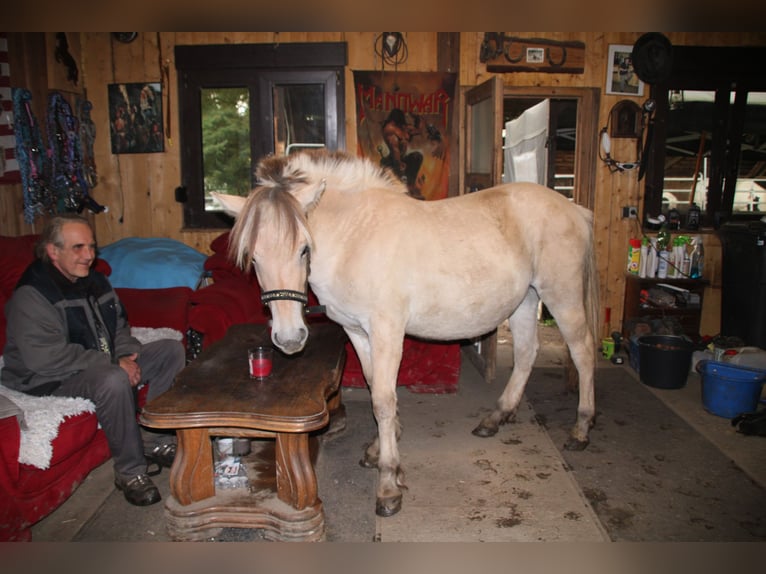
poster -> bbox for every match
[354,71,456,201]
[108,82,164,154]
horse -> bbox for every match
[214,149,599,518]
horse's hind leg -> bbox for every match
[544,302,596,451]
[473,290,540,437]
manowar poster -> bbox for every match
[354,71,456,201]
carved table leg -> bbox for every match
[275,432,317,510]
[171,428,215,505]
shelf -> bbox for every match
[623,274,707,340]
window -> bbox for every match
[644,45,766,229]
[176,43,346,228]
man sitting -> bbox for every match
[1,214,185,506]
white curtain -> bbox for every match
[503,99,550,185]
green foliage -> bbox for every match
[202,88,251,197]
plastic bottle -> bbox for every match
[647,237,658,278]
[639,237,649,278]
[657,248,669,279]
[627,238,641,274]
[672,237,687,278]
[656,216,671,252]
[656,219,671,279]
[690,235,705,279]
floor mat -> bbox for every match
[524,366,766,541]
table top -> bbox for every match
[140,322,347,433]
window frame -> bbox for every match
[643,45,766,230]
[175,42,346,229]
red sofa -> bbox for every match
[188,232,462,394]
[0,234,192,542]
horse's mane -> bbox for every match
[228,150,406,271]
[227,183,311,272]
[260,149,407,196]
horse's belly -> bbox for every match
[406,300,515,340]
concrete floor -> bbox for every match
[29,324,766,542]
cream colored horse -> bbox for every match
[215,149,599,518]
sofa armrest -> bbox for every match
[0,413,22,486]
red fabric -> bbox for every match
[0,413,110,541]
[341,337,461,394]
[0,235,38,353]
[189,278,270,348]
[116,286,192,339]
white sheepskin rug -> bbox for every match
[0,327,182,470]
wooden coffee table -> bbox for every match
[140,322,347,541]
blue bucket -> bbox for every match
[696,360,766,418]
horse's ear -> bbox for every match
[291,179,326,214]
[212,192,247,216]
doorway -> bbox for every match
[463,83,599,381]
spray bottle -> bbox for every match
[690,235,705,279]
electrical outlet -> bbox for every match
[622,206,638,219]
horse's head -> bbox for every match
[213,166,325,354]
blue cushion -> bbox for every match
[98,237,207,290]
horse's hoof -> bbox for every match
[564,437,589,451]
[359,457,376,469]
[375,495,402,517]
[471,424,498,438]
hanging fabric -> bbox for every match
[77,98,98,190]
[503,99,550,185]
[46,91,105,213]
[13,88,53,223]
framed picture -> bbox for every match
[526,47,544,64]
[108,82,164,154]
[606,44,644,97]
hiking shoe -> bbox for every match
[115,473,161,506]
[146,441,176,469]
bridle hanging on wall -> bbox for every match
[599,98,655,176]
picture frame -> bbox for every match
[108,82,164,154]
[606,44,644,97]
[526,47,544,64]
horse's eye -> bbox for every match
[301,245,310,259]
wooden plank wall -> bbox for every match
[1,32,765,337]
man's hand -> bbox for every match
[118,353,142,387]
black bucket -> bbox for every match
[638,335,694,389]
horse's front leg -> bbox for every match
[345,328,405,517]
[369,373,406,517]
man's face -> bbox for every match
[47,222,96,282]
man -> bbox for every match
[1,214,185,506]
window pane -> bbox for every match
[662,90,715,216]
[273,84,326,156]
[733,91,766,213]
[201,87,251,211]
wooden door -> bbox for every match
[462,76,503,382]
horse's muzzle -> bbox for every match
[272,327,308,355]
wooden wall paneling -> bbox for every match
[45,33,83,96]
[86,33,122,245]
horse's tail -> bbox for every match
[583,221,600,360]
